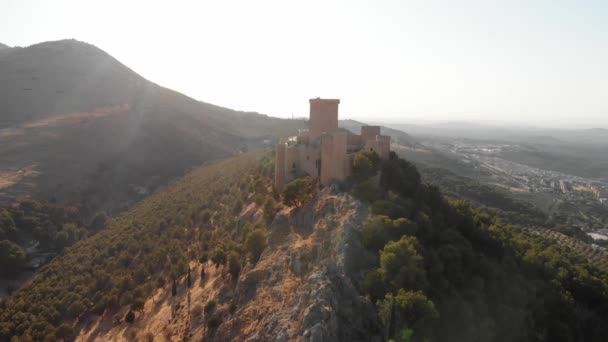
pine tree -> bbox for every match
[187,267,191,288]
[172,279,177,297]
[201,265,205,280]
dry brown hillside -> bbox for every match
[75,187,383,342]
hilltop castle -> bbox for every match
[274,98,391,190]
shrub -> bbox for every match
[282,176,314,207]
[228,251,241,279]
[353,179,382,202]
[204,299,216,314]
[245,228,267,263]
[262,196,279,223]
[125,309,135,323]
[0,240,26,276]
[352,151,374,180]
[211,248,227,266]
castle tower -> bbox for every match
[309,98,340,140]
[274,143,286,191]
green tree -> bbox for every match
[379,236,426,291]
[353,179,382,202]
[380,152,421,197]
[125,309,135,323]
[131,296,145,314]
[353,152,374,180]
[378,289,438,342]
[0,240,26,276]
[0,210,16,240]
[187,267,191,288]
[282,176,314,207]
[211,248,227,266]
[245,228,267,263]
[228,251,241,279]
[263,196,278,223]
[171,279,177,297]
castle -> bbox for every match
[274,98,391,190]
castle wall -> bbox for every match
[364,140,381,156]
[377,135,391,159]
[347,133,362,146]
[274,143,286,191]
[330,131,348,182]
[284,145,300,184]
[309,98,340,140]
[344,154,354,178]
[361,126,380,142]
[320,134,333,186]
[297,145,321,179]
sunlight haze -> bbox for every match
[2,0,607,128]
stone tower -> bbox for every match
[309,98,340,140]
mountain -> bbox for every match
[0,39,305,215]
[0,43,11,58]
[1,152,606,341]
[0,39,422,216]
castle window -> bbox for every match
[292,162,296,169]
[307,156,310,160]
[370,147,374,151]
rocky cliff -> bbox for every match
[213,186,382,342]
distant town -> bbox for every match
[424,140,608,244]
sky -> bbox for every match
[1,0,607,128]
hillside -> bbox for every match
[1,152,607,341]
[0,39,305,215]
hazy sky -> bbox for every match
[2,0,607,128]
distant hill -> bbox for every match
[0,39,304,215]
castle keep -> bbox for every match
[274,98,391,190]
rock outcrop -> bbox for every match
[211,186,383,342]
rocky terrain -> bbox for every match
[75,187,382,342]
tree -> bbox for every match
[201,265,205,280]
[282,176,314,207]
[380,152,421,197]
[187,267,191,288]
[379,236,426,291]
[0,240,26,276]
[378,289,438,342]
[211,248,227,266]
[228,251,241,279]
[90,212,108,231]
[353,179,382,202]
[0,210,16,240]
[172,279,177,297]
[125,309,135,323]
[263,196,278,223]
[245,228,267,263]
[131,296,145,314]
[353,150,380,180]
[67,300,85,318]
